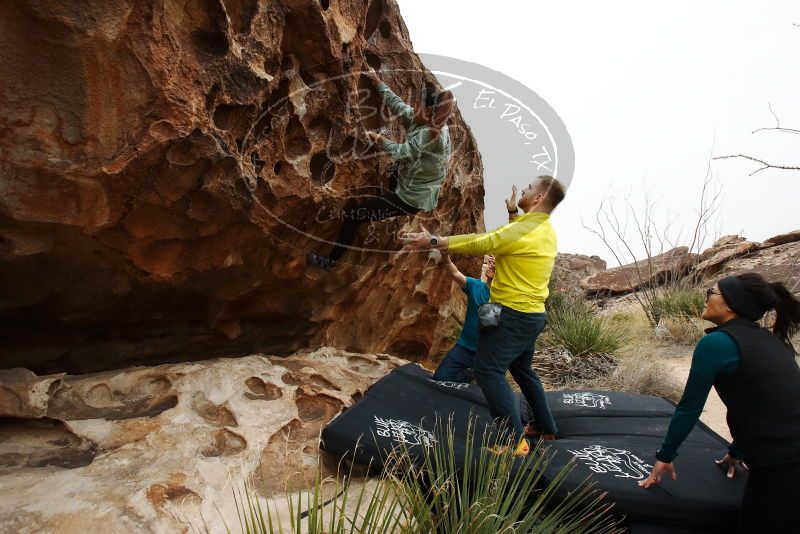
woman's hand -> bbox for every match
[638,460,677,489]
[399,225,433,250]
[365,67,381,84]
[365,130,383,144]
[505,185,518,213]
[715,454,748,479]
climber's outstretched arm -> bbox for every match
[364,68,414,125]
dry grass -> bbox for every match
[569,303,686,401]
[590,354,684,402]
[654,316,707,345]
[532,349,618,388]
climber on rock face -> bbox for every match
[401,176,567,457]
[307,67,454,271]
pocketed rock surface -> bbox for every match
[0,0,484,374]
[0,347,404,533]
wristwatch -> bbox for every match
[429,236,439,247]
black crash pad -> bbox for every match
[521,390,676,421]
[553,416,722,448]
[321,363,495,469]
[321,364,745,532]
[537,436,744,531]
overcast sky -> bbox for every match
[397,0,799,264]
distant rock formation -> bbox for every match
[553,253,606,291]
[708,238,800,290]
[0,0,484,373]
[694,237,760,277]
[580,247,698,295]
[763,229,800,247]
[579,230,800,296]
[0,347,403,531]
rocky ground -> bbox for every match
[0,348,403,533]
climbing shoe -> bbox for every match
[307,252,337,272]
[513,437,530,457]
[524,423,556,441]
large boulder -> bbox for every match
[694,240,760,276]
[580,247,698,295]
[0,0,484,373]
[698,240,800,294]
[763,229,800,248]
[553,253,607,291]
[0,347,404,532]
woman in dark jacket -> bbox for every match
[639,272,800,532]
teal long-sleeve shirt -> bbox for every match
[656,331,742,463]
[376,82,450,212]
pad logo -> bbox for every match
[429,379,471,390]
[562,392,611,409]
[374,416,438,448]
[568,445,653,480]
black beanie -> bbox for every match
[717,275,770,321]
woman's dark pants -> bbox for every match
[738,461,799,532]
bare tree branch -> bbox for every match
[716,104,800,175]
[712,154,800,175]
[582,163,723,327]
[751,104,800,136]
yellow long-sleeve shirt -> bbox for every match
[447,212,557,313]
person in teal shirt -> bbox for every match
[653,330,742,464]
[432,253,493,383]
[307,68,454,271]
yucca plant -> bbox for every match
[648,285,705,325]
[198,452,408,534]
[543,292,628,357]
[208,421,622,533]
[391,419,620,533]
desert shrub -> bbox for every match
[648,286,705,325]
[543,291,629,357]
[533,350,618,388]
